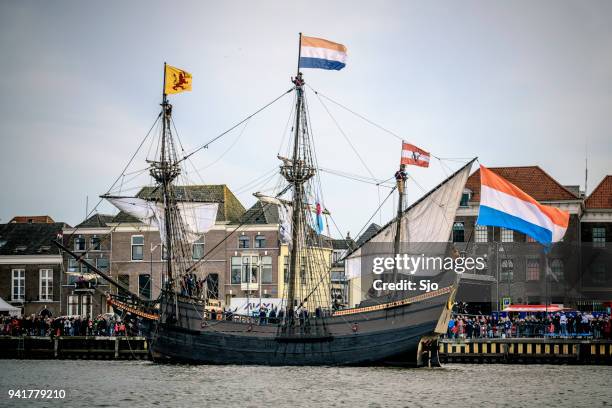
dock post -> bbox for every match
[115,338,119,359]
[54,338,59,358]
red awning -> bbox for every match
[502,304,564,312]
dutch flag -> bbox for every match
[476,165,569,246]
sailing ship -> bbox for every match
[56,36,475,366]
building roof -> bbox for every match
[585,175,612,209]
[356,223,381,247]
[0,222,67,256]
[112,185,246,224]
[239,200,281,224]
[8,215,55,224]
[465,166,579,202]
[331,237,356,251]
[75,213,115,228]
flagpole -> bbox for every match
[296,32,302,75]
[163,62,167,104]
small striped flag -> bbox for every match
[401,142,430,167]
[299,35,347,71]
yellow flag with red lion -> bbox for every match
[164,64,192,94]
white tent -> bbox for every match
[0,297,21,317]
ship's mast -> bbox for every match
[151,62,181,285]
[392,164,407,284]
[281,33,316,325]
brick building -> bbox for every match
[61,213,114,317]
[0,219,67,316]
[107,185,245,303]
[455,166,584,311]
[580,175,612,310]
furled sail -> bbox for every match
[105,196,218,242]
[345,160,474,280]
[254,193,293,245]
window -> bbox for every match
[460,190,471,207]
[96,257,109,272]
[501,228,513,242]
[475,225,488,243]
[139,274,151,299]
[74,236,86,251]
[592,262,606,284]
[90,236,101,251]
[69,258,88,273]
[526,259,540,281]
[131,235,144,261]
[238,235,250,249]
[250,256,259,284]
[333,249,346,264]
[551,259,564,282]
[207,273,219,299]
[68,258,79,272]
[261,256,273,284]
[11,269,25,301]
[331,271,344,281]
[39,269,53,301]
[161,244,169,261]
[452,222,465,243]
[68,295,79,316]
[192,237,205,260]
[240,256,258,284]
[255,235,266,248]
[231,257,241,284]
[593,227,606,248]
[284,256,290,283]
[501,259,514,282]
[81,295,92,317]
[118,274,130,297]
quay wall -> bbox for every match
[440,338,612,364]
[2,336,611,364]
[0,336,149,360]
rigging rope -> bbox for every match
[178,87,294,164]
[66,112,162,242]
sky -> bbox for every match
[1,1,611,237]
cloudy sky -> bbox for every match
[1,1,610,236]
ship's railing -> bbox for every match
[333,286,452,317]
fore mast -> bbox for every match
[150,62,182,289]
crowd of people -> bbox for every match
[446,312,612,340]
[0,314,129,337]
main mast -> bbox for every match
[281,33,316,325]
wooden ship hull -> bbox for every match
[148,280,457,366]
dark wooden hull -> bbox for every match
[147,285,455,366]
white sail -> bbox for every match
[106,196,218,242]
[254,193,293,245]
[345,161,473,280]
[153,202,219,243]
[105,197,158,224]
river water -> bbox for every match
[0,361,610,407]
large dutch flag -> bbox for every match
[476,165,569,246]
[299,35,347,71]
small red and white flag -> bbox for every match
[401,142,430,167]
